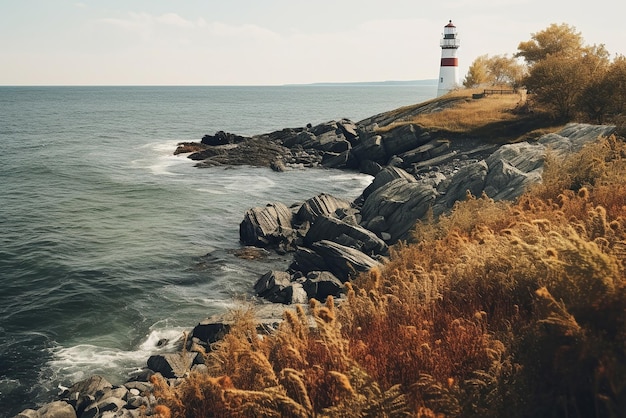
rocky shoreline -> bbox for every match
[14,107,617,416]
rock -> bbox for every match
[291,247,330,275]
[192,321,231,345]
[359,160,383,176]
[239,202,295,248]
[201,131,247,146]
[321,150,358,169]
[254,271,292,300]
[302,271,345,301]
[123,381,153,394]
[351,135,388,165]
[13,409,40,418]
[289,282,309,304]
[484,158,541,201]
[310,240,381,282]
[381,124,432,156]
[362,166,416,199]
[361,178,437,242]
[437,160,488,210]
[400,138,452,165]
[147,352,197,379]
[36,401,76,418]
[296,194,352,224]
[305,215,388,255]
[67,375,113,399]
[485,142,545,173]
[81,396,126,418]
[337,119,359,142]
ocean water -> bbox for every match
[0,84,436,416]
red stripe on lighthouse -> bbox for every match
[440,58,458,67]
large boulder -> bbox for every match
[351,135,388,165]
[253,270,292,302]
[310,240,381,282]
[240,202,296,248]
[362,166,416,199]
[36,402,76,418]
[147,352,198,378]
[381,124,433,157]
[437,160,489,210]
[484,158,542,201]
[305,215,388,255]
[302,271,345,301]
[361,178,437,242]
[296,193,352,224]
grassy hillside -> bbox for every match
[367,89,562,144]
[150,94,626,418]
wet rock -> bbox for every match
[147,352,197,379]
[239,202,295,248]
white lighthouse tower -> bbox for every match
[437,20,461,97]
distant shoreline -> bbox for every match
[286,79,438,87]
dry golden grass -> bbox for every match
[152,136,626,417]
[379,89,524,133]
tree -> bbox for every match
[486,54,526,87]
[463,54,489,87]
[516,23,584,65]
[463,54,526,88]
[518,23,612,120]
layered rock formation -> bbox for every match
[236,123,616,303]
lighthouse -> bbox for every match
[437,20,460,97]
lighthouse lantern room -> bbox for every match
[437,20,460,97]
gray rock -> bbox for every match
[305,215,388,255]
[147,352,197,378]
[485,142,545,173]
[381,124,432,156]
[484,158,541,201]
[399,138,451,165]
[239,202,295,248]
[192,321,231,345]
[321,150,357,169]
[289,282,309,304]
[296,193,352,224]
[361,178,437,242]
[438,160,488,210]
[351,135,387,164]
[98,386,128,403]
[310,240,381,282]
[359,159,383,176]
[292,247,330,275]
[37,401,76,418]
[123,381,153,394]
[254,270,292,299]
[81,396,126,418]
[302,271,345,301]
[67,375,113,400]
[362,166,416,199]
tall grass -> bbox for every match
[152,136,626,417]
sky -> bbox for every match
[0,0,623,86]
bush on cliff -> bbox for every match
[151,135,626,417]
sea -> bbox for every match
[0,83,436,416]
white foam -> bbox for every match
[47,327,187,386]
[131,140,191,176]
